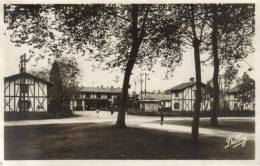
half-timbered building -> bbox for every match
[167,78,212,111]
[4,55,53,113]
[225,86,255,111]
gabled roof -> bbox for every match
[167,81,207,92]
[167,82,195,91]
[143,93,171,101]
[226,86,242,94]
[79,87,122,94]
[4,72,53,85]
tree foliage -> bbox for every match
[203,4,255,79]
[29,67,50,80]
[237,72,255,107]
[158,4,210,142]
[203,4,255,126]
[49,60,63,113]
[37,57,81,113]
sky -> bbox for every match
[3,30,255,94]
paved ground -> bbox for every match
[5,111,255,140]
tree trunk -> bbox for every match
[115,62,132,128]
[191,37,202,142]
[211,5,219,127]
[115,56,138,128]
[115,4,140,128]
[190,5,202,143]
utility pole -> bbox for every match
[140,74,143,100]
[144,73,147,98]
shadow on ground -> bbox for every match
[4,123,254,160]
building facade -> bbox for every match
[4,55,53,113]
[225,87,255,111]
[72,86,122,110]
[139,93,171,112]
[167,78,212,111]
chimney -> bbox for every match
[190,77,195,82]
[111,86,113,89]
[101,85,103,88]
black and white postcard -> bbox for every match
[0,1,259,166]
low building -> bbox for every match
[72,86,122,110]
[167,78,212,111]
[128,92,139,110]
[4,55,53,113]
[139,93,171,112]
[225,86,255,111]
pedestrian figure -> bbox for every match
[111,107,114,115]
[160,108,164,125]
[96,108,100,117]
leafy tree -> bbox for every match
[237,72,255,110]
[49,61,63,114]
[29,67,50,80]
[223,65,239,88]
[97,4,183,127]
[30,57,80,114]
[159,4,210,142]
[57,58,81,110]
[58,57,81,101]
[187,5,208,142]
[51,57,81,112]
[206,4,255,126]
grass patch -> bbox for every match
[4,123,254,160]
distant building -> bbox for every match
[225,86,255,111]
[128,92,139,110]
[139,93,171,112]
[4,54,53,113]
[167,78,212,111]
[72,86,122,110]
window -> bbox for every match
[107,94,112,99]
[85,93,90,98]
[96,93,101,98]
[234,94,238,99]
[174,103,179,109]
[175,92,179,97]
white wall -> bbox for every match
[144,103,159,112]
[225,93,255,111]
[171,85,211,111]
